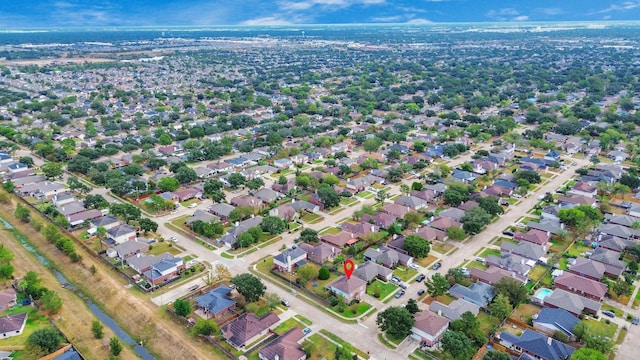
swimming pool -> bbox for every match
[535,288,553,301]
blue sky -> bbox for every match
[3,1,640,27]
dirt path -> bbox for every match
[0,199,139,360]
[0,197,220,360]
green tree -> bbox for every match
[246,177,265,190]
[405,298,419,314]
[476,196,504,216]
[403,235,430,258]
[157,176,180,192]
[494,277,528,306]
[231,273,265,303]
[318,267,330,280]
[317,186,341,208]
[139,218,158,234]
[300,228,319,243]
[27,327,62,354]
[376,306,415,339]
[462,206,492,235]
[2,180,14,192]
[236,232,255,248]
[173,299,192,317]
[261,216,286,235]
[447,226,466,241]
[14,204,31,223]
[488,293,513,319]
[84,194,109,209]
[193,318,220,336]
[613,279,631,297]
[41,162,64,180]
[363,137,382,153]
[40,290,63,314]
[441,330,475,360]
[109,337,122,356]
[0,244,13,264]
[425,273,450,297]
[297,264,317,284]
[228,173,246,188]
[91,320,104,339]
[278,175,288,185]
[375,189,388,203]
[570,348,606,360]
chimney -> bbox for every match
[547,336,553,346]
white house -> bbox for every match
[411,310,449,347]
[0,312,27,339]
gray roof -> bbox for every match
[195,286,236,315]
[209,203,235,217]
[501,242,546,261]
[534,308,579,336]
[354,261,393,282]
[107,223,137,238]
[486,253,532,275]
[544,288,601,315]
[438,207,466,222]
[113,240,148,257]
[449,282,495,307]
[527,219,563,235]
[394,195,427,209]
[127,252,172,273]
[429,298,480,321]
[252,188,282,203]
[273,247,307,265]
[91,215,119,228]
[185,210,219,225]
[596,223,637,239]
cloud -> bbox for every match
[370,15,404,22]
[50,1,123,26]
[590,1,640,14]
[279,0,384,11]
[512,15,529,21]
[240,16,295,25]
[406,18,433,24]
[486,8,529,22]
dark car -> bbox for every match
[502,230,514,236]
[432,262,442,270]
[417,289,426,296]
[395,290,405,298]
[602,310,615,318]
[416,274,426,282]
[633,317,639,325]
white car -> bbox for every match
[188,203,197,208]
[170,236,178,242]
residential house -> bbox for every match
[289,199,320,214]
[320,231,358,248]
[485,253,534,276]
[557,195,597,208]
[221,312,280,349]
[258,327,306,360]
[0,312,27,339]
[470,266,528,285]
[501,242,546,262]
[143,256,184,285]
[481,185,513,198]
[429,217,462,232]
[363,245,413,268]
[596,235,634,253]
[596,223,636,240]
[90,215,120,231]
[361,212,397,229]
[628,204,640,218]
[471,159,498,174]
[127,253,172,274]
[544,150,562,162]
[269,204,298,221]
[607,150,628,163]
[543,288,601,315]
[449,282,495,307]
[604,214,638,229]
[340,221,379,239]
[429,298,479,321]
[527,219,563,236]
[498,329,575,360]
[195,285,236,319]
[219,216,264,248]
[452,169,476,183]
[273,247,307,272]
[567,181,597,198]
[67,209,103,227]
[532,308,579,340]
[458,200,479,212]
[172,188,201,202]
[568,258,606,281]
[327,276,366,303]
[514,229,551,248]
[438,208,466,222]
[589,248,626,277]
[354,261,393,283]
[209,203,236,221]
[411,189,437,203]
[207,162,234,173]
[541,206,560,222]
[410,310,449,347]
[252,188,284,204]
[298,242,340,263]
[185,210,219,227]
[107,224,137,244]
[414,226,447,242]
[394,196,428,210]
[273,158,294,169]
[111,240,149,259]
[52,192,76,207]
[425,183,448,195]
[0,289,16,313]
[230,195,264,209]
[553,273,607,301]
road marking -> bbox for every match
[358,322,368,329]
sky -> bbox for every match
[2,0,640,28]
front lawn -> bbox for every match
[432,242,455,255]
[303,333,337,360]
[357,191,374,199]
[318,227,341,235]
[584,318,617,338]
[366,280,397,299]
[273,318,305,335]
[393,267,418,282]
[330,301,372,318]
[417,254,438,267]
[148,241,182,256]
[479,248,501,258]
[302,212,324,224]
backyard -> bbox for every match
[366,279,397,299]
[0,305,51,346]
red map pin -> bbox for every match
[344,259,355,279]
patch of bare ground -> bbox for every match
[0,195,220,360]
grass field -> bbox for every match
[584,318,617,338]
[272,318,305,335]
[366,280,397,299]
[0,305,52,346]
[148,241,182,256]
[393,267,418,282]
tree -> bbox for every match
[40,290,63,314]
[91,320,104,339]
[403,235,430,258]
[484,350,511,360]
[264,292,281,310]
[613,279,631,297]
[0,244,13,264]
[376,306,415,339]
[139,218,158,234]
[425,273,450,297]
[19,156,34,167]
[620,173,640,190]
[300,228,319,243]
[174,299,192,317]
[494,277,528,306]
[228,173,246,188]
[443,185,470,206]
[514,170,541,184]
[278,175,288,185]
[2,180,14,192]
[261,216,286,235]
[441,330,475,360]
[231,273,265,303]
[14,204,31,223]
[476,196,504,216]
[447,226,466,241]
[375,190,388,203]
[403,212,423,228]
[462,206,491,235]
[213,264,232,283]
[318,267,330,280]
[41,162,64,180]
[27,327,62,354]
[192,318,219,336]
[363,137,382,153]
[405,298,419,314]
[236,232,256,248]
[297,264,317,283]
[570,348,606,360]
[0,264,14,279]
[317,186,340,208]
[488,293,513,319]
[84,194,109,209]
[157,176,180,192]
[109,337,123,356]
[246,177,265,190]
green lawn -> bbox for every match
[366,280,397,299]
[340,197,359,207]
[273,318,304,335]
[393,266,418,282]
[584,319,617,338]
[528,265,548,282]
[318,227,341,235]
[295,314,313,326]
[357,191,374,199]
[302,212,324,224]
[330,301,372,318]
[432,242,455,255]
[477,311,501,336]
[148,241,182,256]
[479,248,501,258]
[0,305,50,346]
[303,333,337,360]
[319,330,369,359]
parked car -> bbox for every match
[502,230,514,236]
[303,327,312,335]
[417,289,426,296]
[391,276,401,283]
[409,263,420,270]
[399,282,407,289]
[432,262,442,270]
[633,317,639,325]
[512,194,522,199]
[602,310,615,318]
[188,203,198,208]
[281,299,290,307]
[170,236,178,243]
[416,274,426,282]
[395,290,405,298]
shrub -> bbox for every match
[318,267,330,280]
